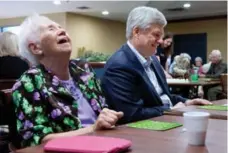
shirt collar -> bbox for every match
[127,41,152,69]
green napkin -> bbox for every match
[199,105,228,111]
[127,120,182,131]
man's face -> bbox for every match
[133,24,164,57]
[210,54,220,64]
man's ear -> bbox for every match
[28,43,43,55]
[132,27,140,38]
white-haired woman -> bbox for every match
[0,32,29,79]
[172,53,191,78]
[194,56,204,75]
[11,14,123,149]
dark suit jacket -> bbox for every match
[101,43,187,124]
[0,56,29,79]
[206,61,227,78]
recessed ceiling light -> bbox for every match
[53,0,61,5]
[183,3,191,8]
[102,10,109,15]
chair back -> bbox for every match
[89,62,106,79]
[220,73,228,94]
[0,79,16,90]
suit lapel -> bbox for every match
[123,44,162,103]
[150,57,170,94]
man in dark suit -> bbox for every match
[101,6,211,124]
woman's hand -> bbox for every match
[93,108,124,130]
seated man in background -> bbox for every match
[11,14,123,149]
[101,6,211,124]
[200,49,227,101]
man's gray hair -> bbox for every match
[211,49,222,60]
[126,6,167,40]
[19,14,50,65]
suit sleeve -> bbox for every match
[101,65,169,124]
[206,63,227,78]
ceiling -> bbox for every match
[0,1,227,22]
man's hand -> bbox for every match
[171,102,186,110]
[185,98,212,106]
[93,108,123,131]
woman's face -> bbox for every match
[195,60,202,67]
[38,19,72,58]
[163,38,172,48]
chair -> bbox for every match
[0,79,16,90]
[219,73,228,99]
[89,62,106,79]
[0,90,12,153]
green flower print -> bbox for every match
[12,90,22,107]
[34,106,43,113]
[33,135,40,145]
[22,98,33,115]
[84,92,92,99]
[24,82,34,92]
[72,101,78,108]
[79,84,86,91]
[58,87,69,95]
[17,120,22,131]
[42,87,52,96]
[92,92,97,99]
[35,75,43,89]
[56,125,63,132]
[35,114,48,125]
[24,104,33,115]
[30,142,36,147]
[21,75,32,82]
[63,117,76,128]
[96,79,102,91]
[88,80,95,89]
[33,125,45,131]
[42,127,53,134]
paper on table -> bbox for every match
[127,120,182,131]
[199,105,228,111]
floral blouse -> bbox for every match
[12,59,107,148]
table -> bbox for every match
[165,99,228,120]
[15,115,227,153]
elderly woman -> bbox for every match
[11,14,123,149]
[0,32,29,79]
[172,53,191,78]
[194,57,204,75]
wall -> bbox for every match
[166,18,227,62]
[66,13,126,58]
[0,12,67,28]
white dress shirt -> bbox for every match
[127,41,173,107]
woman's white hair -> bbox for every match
[0,31,19,57]
[180,53,191,61]
[195,56,202,63]
[126,6,167,40]
[19,13,50,66]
